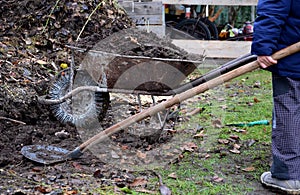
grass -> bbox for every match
[46,68,273,195]
[141,69,274,195]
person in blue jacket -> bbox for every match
[251,0,300,194]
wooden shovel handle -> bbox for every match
[78,41,300,152]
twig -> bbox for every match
[0,117,26,125]
[76,1,104,42]
[2,60,14,66]
[42,0,61,34]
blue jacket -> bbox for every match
[251,0,300,78]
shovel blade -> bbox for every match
[21,145,70,165]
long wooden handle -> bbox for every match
[77,41,300,152]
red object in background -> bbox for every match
[243,21,253,41]
[243,21,253,35]
[185,7,191,18]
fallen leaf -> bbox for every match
[129,177,148,187]
[121,145,129,150]
[136,150,147,159]
[232,128,247,133]
[168,172,177,179]
[107,9,114,15]
[193,130,205,138]
[34,186,52,193]
[218,139,229,144]
[181,142,198,152]
[144,145,152,151]
[233,143,241,149]
[167,129,177,134]
[253,97,260,103]
[195,180,203,185]
[72,162,82,170]
[114,178,125,182]
[129,36,139,45]
[230,135,240,140]
[64,190,78,194]
[36,59,47,65]
[212,175,224,183]
[242,166,256,172]
[229,148,240,154]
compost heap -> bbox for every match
[0,0,203,192]
[0,0,133,167]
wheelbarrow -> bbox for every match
[21,41,300,165]
[40,46,205,128]
[38,45,256,128]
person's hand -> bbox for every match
[257,56,277,69]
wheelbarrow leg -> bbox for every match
[150,95,164,127]
[135,94,177,143]
[137,94,167,128]
[137,94,145,126]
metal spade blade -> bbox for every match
[21,145,71,165]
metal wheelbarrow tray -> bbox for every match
[102,54,198,93]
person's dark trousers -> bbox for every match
[271,73,300,180]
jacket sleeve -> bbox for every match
[251,0,291,56]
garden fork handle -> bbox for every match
[69,41,300,157]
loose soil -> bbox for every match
[0,0,277,194]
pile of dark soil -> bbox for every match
[0,0,132,165]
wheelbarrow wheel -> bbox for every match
[48,69,110,127]
[175,19,211,40]
[200,17,219,40]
